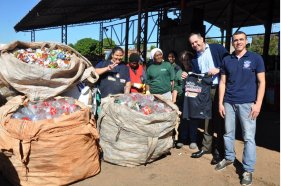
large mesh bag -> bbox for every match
[0,96,100,186]
[98,94,180,167]
[0,41,98,101]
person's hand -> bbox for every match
[249,103,261,120]
[145,90,151,95]
[107,63,118,71]
[181,71,188,79]
[219,104,225,118]
[208,68,220,76]
[133,83,143,89]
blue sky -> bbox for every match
[0,0,280,45]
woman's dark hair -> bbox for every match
[112,46,124,55]
[107,46,124,60]
[179,50,193,61]
[179,50,194,71]
[167,50,178,59]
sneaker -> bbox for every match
[189,143,198,149]
[176,142,184,149]
[241,172,252,186]
[215,159,233,171]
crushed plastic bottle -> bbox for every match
[11,97,81,121]
[13,47,72,69]
[114,93,172,115]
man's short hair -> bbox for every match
[189,33,204,39]
[232,31,247,39]
[129,53,140,63]
[188,33,205,42]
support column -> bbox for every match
[157,9,163,48]
[61,25,67,44]
[220,28,224,45]
[137,0,148,64]
[99,22,103,56]
[31,30,35,42]
[263,0,274,59]
[125,17,130,63]
[137,0,142,53]
[225,0,235,52]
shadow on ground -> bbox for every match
[236,111,280,152]
[195,110,280,152]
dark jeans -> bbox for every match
[176,94,199,144]
[201,87,225,158]
[178,118,199,144]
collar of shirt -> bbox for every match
[231,50,249,59]
[197,43,209,56]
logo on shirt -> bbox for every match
[185,82,202,98]
[243,60,251,69]
[108,76,116,81]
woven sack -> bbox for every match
[98,94,180,167]
[0,41,99,101]
[0,96,100,186]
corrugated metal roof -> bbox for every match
[14,0,280,32]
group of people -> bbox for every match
[94,31,265,186]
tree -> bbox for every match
[205,38,220,44]
[248,35,263,54]
[103,38,116,49]
[248,35,279,55]
[149,45,156,51]
[68,43,75,48]
[74,38,99,57]
[268,35,279,55]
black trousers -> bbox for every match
[201,87,225,158]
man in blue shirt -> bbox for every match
[182,33,228,165]
[215,31,265,186]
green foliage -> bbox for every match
[74,38,99,57]
[103,38,116,49]
[70,37,118,62]
[68,43,75,48]
[205,38,220,44]
[248,35,279,55]
[248,35,263,54]
[269,35,279,55]
[149,45,156,51]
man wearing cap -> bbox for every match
[128,53,146,93]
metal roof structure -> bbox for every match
[14,0,280,32]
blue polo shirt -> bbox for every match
[221,51,265,104]
[95,60,131,98]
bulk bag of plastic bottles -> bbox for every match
[98,93,180,167]
[0,96,100,186]
[0,41,99,101]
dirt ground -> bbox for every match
[0,111,279,186]
[70,142,279,186]
[69,111,280,186]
